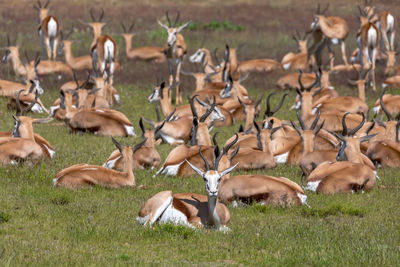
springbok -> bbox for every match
[230,121,279,170]
[372,90,400,115]
[309,4,349,68]
[120,22,165,63]
[356,6,380,91]
[61,90,134,137]
[276,70,332,90]
[304,113,377,194]
[80,7,106,50]
[58,29,93,72]
[35,0,59,60]
[53,138,135,188]
[218,173,307,207]
[91,34,118,79]
[137,145,235,231]
[103,118,161,170]
[158,11,191,104]
[347,61,372,102]
[189,47,220,75]
[6,81,48,114]
[281,31,314,71]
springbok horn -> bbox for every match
[111,137,123,153]
[199,147,210,172]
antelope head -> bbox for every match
[58,28,75,55]
[195,96,224,122]
[292,30,311,53]
[311,3,329,30]
[186,142,238,197]
[158,11,191,48]
[219,76,233,98]
[34,0,51,22]
[148,81,165,103]
[263,92,288,125]
[189,48,206,63]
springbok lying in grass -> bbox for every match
[219,173,307,207]
[58,29,93,72]
[281,31,314,71]
[0,91,54,165]
[137,144,235,231]
[53,138,135,188]
[120,22,165,63]
[61,90,134,137]
[304,113,377,194]
[104,118,161,170]
[6,80,48,114]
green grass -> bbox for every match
[1,0,400,265]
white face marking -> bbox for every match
[166,29,178,47]
[203,172,222,197]
[305,180,321,192]
[148,89,159,103]
[211,107,225,122]
[33,80,44,95]
[189,49,204,63]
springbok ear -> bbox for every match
[185,159,204,177]
[178,21,191,32]
[220,163,238,177]
[158,20,169,31]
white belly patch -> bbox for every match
[305,180,321,192]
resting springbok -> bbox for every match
[230,121,279,170]
[356,6,380,91]
[35,0,60,60]
[53,138,135,188]
[218,173,307,207]
[372,89,400,115]
[189,47,220,75]
[281,31,314,71]
[120,22,165,63]
[6,80,48,114]
[158,11,191,104]
[304,113,377,194]
[61,90,134,137]
[103,118,161,170]
[137,144,235,231]
[58,29,93,72]
[309,3,349,68]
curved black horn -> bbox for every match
[272,93,288,114]
[341,112,350,136]
[212,132,219,146]
[22,90,38,115]
[199,148,210,172]
[139,117,145,137]
[15,90,24,116]
[111,137,123,153]
[380,89,393,121]
[310,108,321,130]
[296,109,306,130]
[166,11,171,27]
[349,112,365,136]
[174,11,180,27]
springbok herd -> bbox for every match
[1,0,400,231]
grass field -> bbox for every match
[1,0,400,266]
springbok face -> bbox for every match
[30,79,44,95]
[211,106,224,122]
[166,28,178,47]
[311,16,320,30]
[148,82,165,103]
[219,80,233,99]
[190,49,204,63]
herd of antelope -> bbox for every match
[1,0,400,231]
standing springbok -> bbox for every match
[158,11,191,104]
[309,4,349,68]
[357,6,380,91]
[91,34,118,80]
[120,22,165,63]
[80,8,106,50]
[137,145,235,231]
[53,138,135,188]
[35,0,60,60]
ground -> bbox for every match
[0,0,399,266]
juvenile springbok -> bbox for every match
[35,0,60,60]
[103,118,161,170]
[158,11,191,104]
[137,145,235,231]
[309,4,349,68]
[120,22,165,63]
[53,138,135,188]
